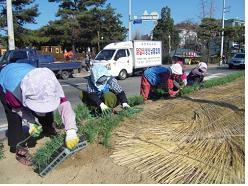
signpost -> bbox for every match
[6,0,15,50]
[128,6,159,40]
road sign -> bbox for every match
[133,19,142,24]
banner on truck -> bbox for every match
[134,41,162,68]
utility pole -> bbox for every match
[168,34,171,54]
[6,0,15,50]
[128,0,132,40]
[219,0,225,66]
[97,30,100,52]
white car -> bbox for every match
[228,53,245,69]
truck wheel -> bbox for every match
[118,69,128,80]
[61,71,70,79]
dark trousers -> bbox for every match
[0,85,54,148]
[81,90,118,109]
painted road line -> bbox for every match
[61,82,87,87]
[204,73,229,80]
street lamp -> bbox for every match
[128,0,132,40]
[220,0,225,66]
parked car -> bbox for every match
[0,48,82,79]
[228,53,245,69]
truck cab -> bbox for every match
[94,41,133,80]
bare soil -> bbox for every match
[0,78,245,184]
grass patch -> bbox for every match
[78,107,143,147]
[54,111,63,128]
[128,95,144,106]
[74,104,92,123]
[33,96,143,173]
[181,71,244,95]
[33,134,65,172]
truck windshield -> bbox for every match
[95,49,115,60]
[234,53,245,59]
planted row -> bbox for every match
[33,95,144,172]
[181,71,244,95]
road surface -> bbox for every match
[0,64,243,129]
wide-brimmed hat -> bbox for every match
[170,63,183,75]
[198,62,208,73]
[20,68,64,113]
[176,61,186,69]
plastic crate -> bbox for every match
[39,138,87,177]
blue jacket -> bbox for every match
[144,66,171,86]
[0,63,35,99]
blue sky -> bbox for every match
[27,0,245,36]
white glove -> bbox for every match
[183,79,187,86]
[65,129,79,150]
[122,103,130,108]
[100,102,109,111]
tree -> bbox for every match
[197,18,221,63]
[0,0,39,47]
[223,25,245,60]
[152,6,179,58]
[45,0,126,52]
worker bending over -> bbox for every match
[187,62,208,86]
[140,64,183,101]
[0,63,79,166]
[80,64,130,114]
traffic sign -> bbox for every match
[133,19,142,24]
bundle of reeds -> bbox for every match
[111,78,245,184]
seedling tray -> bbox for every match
[39,137,87,177]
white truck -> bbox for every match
[93,40,162,80]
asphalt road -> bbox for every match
[0,65,243,128]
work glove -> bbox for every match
[100,102,109,111]
[100,102,112,116]
[122,103,130,109]
[65,129,79,150]
[29,123,43,138]
[183,79,187,86]
[169,89,179,98]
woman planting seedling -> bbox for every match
[140,64,183,101]
[187,62,208,86]
[0,63,79,166]
[80,64,130,115]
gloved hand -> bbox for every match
[100,102,112,116]
[169,89,179,98]
[183,79,187,86]
[29,123,43,138]
[122,103,130,109]
[65,129,79,150]
[100,102,109,111]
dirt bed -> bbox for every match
[0,78,245,184]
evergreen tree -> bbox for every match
[197,18,221,63]
[0,0,39,47]
[152,6,179,59]
[46,0,126,52]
